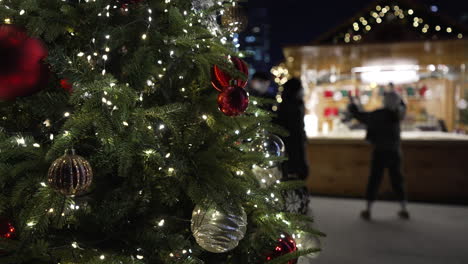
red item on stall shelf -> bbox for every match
[324,107,339,117]
[346,90,357,97]
[419,85,428,97]
[324,90,334,98]
[333,107,339,116]
[396,85,404,94]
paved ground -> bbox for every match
[302,197,468,264]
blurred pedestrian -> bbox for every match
[247,71,273,98]
[276,78,309,179]
[348,83,409,220]
[275,78,309,214]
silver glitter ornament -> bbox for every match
[252,164,282,188]
[294,232,321,261]
[191,204,247,253]
[191,0,220,36]
[191,0,213,10]
[251,133,285,160]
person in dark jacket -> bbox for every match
[348,88,409,220]
[275,78,309,179]
[275,78,310,214]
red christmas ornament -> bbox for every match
[211,56,249,91]
[60,79,73,93]
[0,217,15,239]
[217,85,249,116]
[266,235,298,264]
[0,25,49,100]
[117,0,143,7]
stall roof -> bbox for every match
[312,0,467,45]
[283,39,468,74]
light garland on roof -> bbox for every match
[342,4,464,43]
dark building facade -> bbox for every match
[239,7,272,74]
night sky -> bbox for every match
[245,0,468,66]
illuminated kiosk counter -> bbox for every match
[281,39,468,203]
[306,132,468,203]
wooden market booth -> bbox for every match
[282,0,468,203]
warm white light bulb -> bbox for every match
[158,219,165,226]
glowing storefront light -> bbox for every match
[304,114,319,137]
[353,64,420,84]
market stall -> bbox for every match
[281,2,468,203]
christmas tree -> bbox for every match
[0,0,322,263]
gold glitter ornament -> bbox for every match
[221,5,248,32]
[48,149,93,196]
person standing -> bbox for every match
[275,78,309,214]
[276,78,309,179]
[348,85,409,220]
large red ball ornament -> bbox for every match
[211,56,249,91]
[0,25,49,100]
[217,85,249,116]
[0,217,15,239]
[266,235,298,264]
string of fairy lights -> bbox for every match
[0,0,298,262]
[341,4,464,43]
[270,64,291,111]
